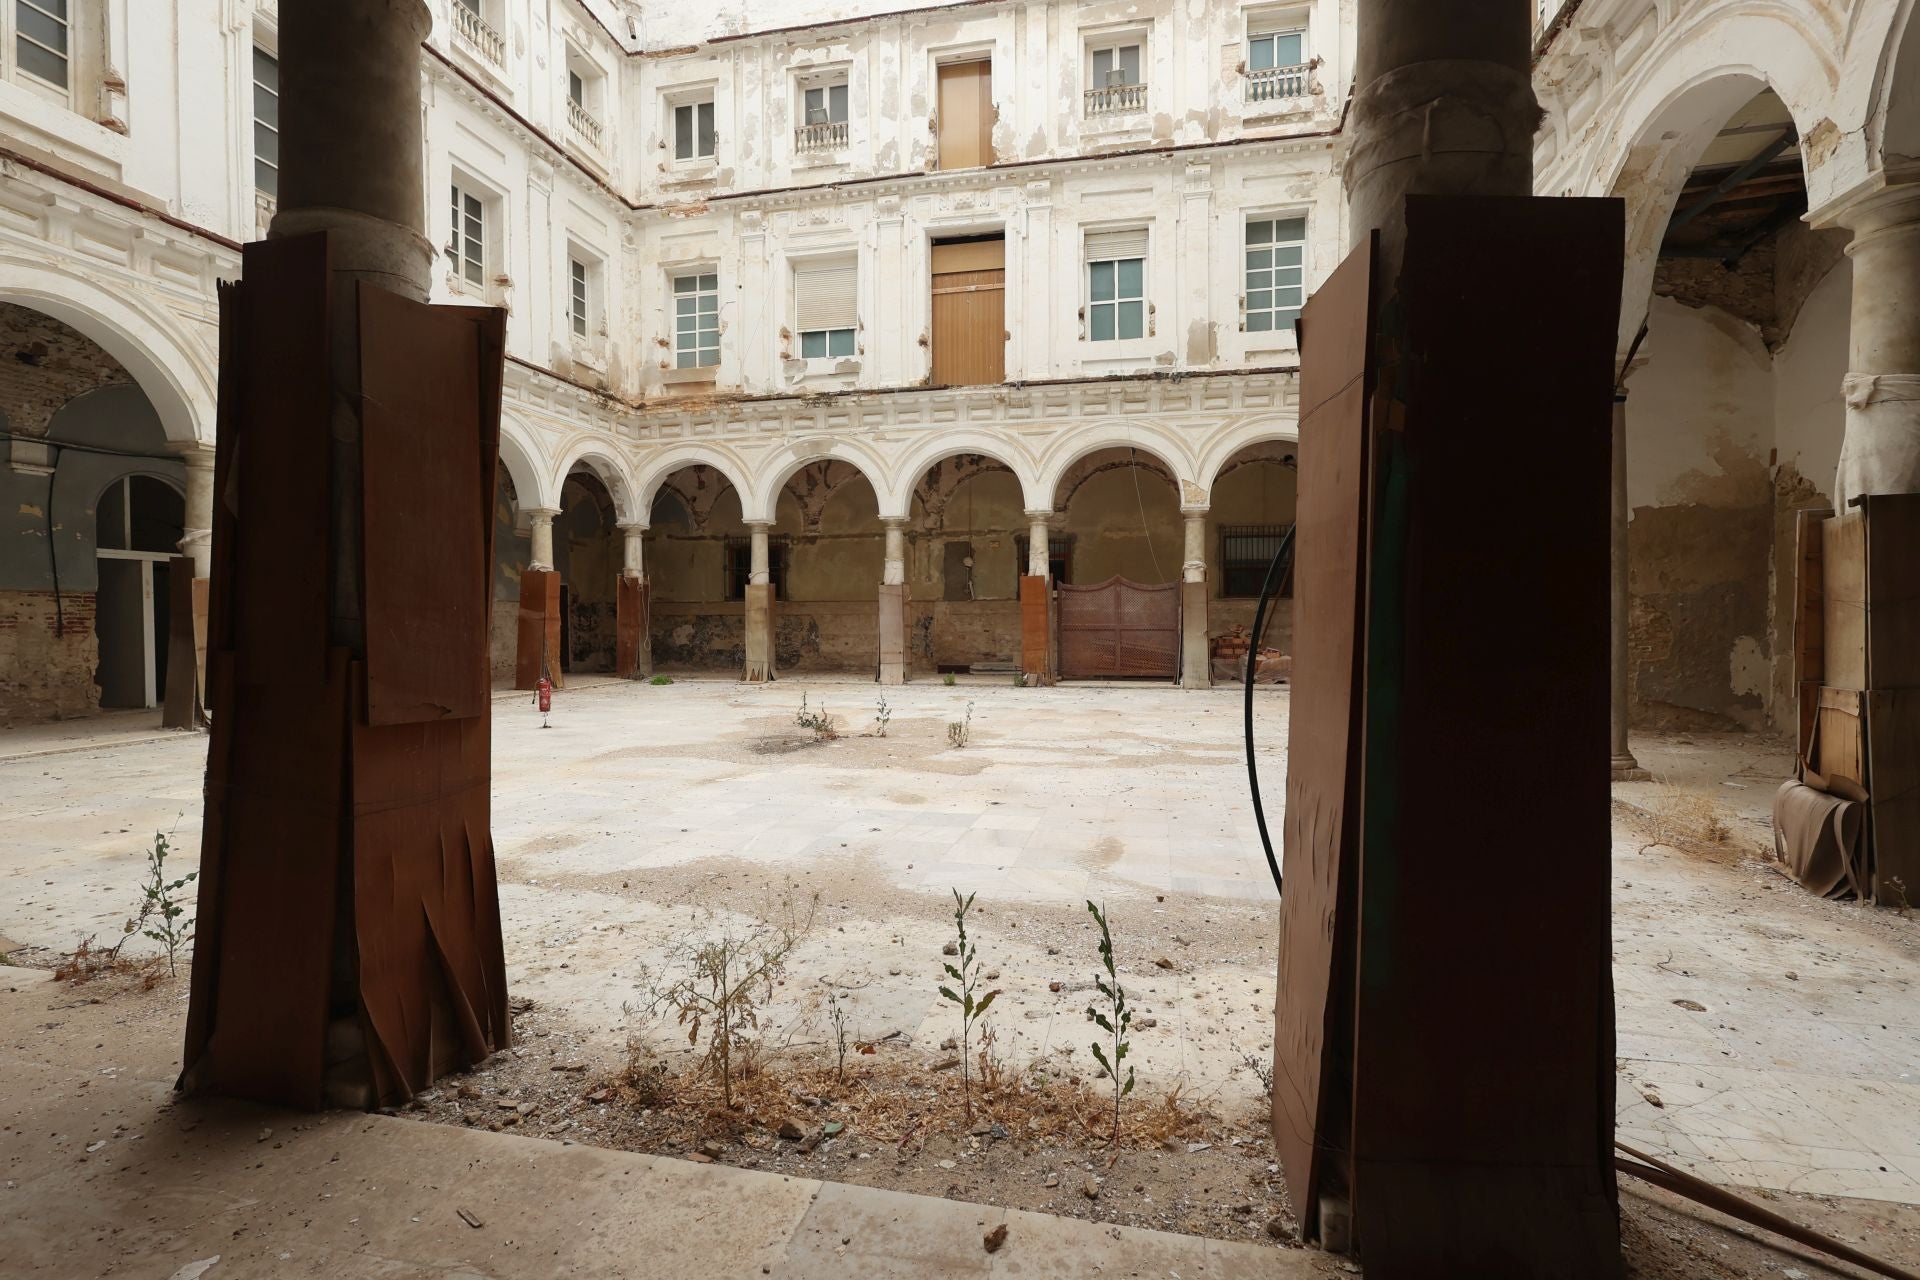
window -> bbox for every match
[448,183,485,288]
[253,47,279,197]
[794,259,856,359]
[1085,39,1144,114]
[803,82,848,125]
[673,271,719,368]
[1085,228,1146,342]
[15,0,68,92]
[565,51,605,148]
[568,68,584,107]
[1013,533,1073,584]
[1244,217,1306,336]
[675,99,716,161]
[1220,524,1294,599]
[569,257,589,338]
[726,538,786,600]
[1248,23,1307,101]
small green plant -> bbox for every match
[795,693,838,741]
[946,700,974,749]
[1086,900,1135,1142]
[873,695,892,738]
[827,988,853,1083]
[942,672,957,687]
[136,832,197,976]
[938,889,999,1121]
[649,673,674,686]
[1011,670,1027,687]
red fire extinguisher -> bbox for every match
[536,675,552,728]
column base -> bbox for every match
[1180,580,1210,689]
[1019,576,1052,685]
[743,582,775,683]
[1610,753,1651,783]
[877,583,906,686]
[616,576,651,679]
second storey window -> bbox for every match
[673,271,719,368]
[797,80,848,152]
[14,0,68,94]
[1085,40,1144,115]
[1247,24,1308,102]
[448,183,485,288]
[1085,228,1146,342]
[1245,217,1306,335]
[569,257,589,337]
[794,259,856,358]
[675,99,716,161]
[452,0,505,70]
[252,47,279,197]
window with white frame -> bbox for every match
[674,98,716,161]
[253,47,279,197]
[796,77,849,152]
[672,270,719,368]
[568,256,590,338]
[1244,217,1306,336]
[12,0,70,98]
[447,182,486,289]
[1246,16,1308,103]
[793,258,857,359]
[565,48,606,149]
[1085,228,1146,342]
[1085,38,1144,114]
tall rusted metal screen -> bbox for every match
[1056,575,1178,679]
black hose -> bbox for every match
[1244,524,1296,897]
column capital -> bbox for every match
[1179,504,1211,518]
[1811,177,1920,238]
[1023,508,1058,522]
[615,520,649,533]
[880,515,911,530]
[168,439,217,468]
[523,506,561,523]
[743,519,774,531]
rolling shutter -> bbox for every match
[1085,227,1148,262]
[794,260,857,331]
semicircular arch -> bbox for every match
[1034,422,1199,511]
[886,432,1046,518]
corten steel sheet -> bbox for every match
[1270,234,1375,1239]
[1056,576,1178,679]
[616,576,649,678]
[1020,575,1051,680]
[516,569,561,689]
[1350,196,1622,1277]
[161,554,197,729]
[1794,509,1831,762]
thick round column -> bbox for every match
[172,441,217,578]
[1345,0,1539,265]
[1179,505,1211,689]
[526,507,559,571]
[1610,393,1648,780]
[1025,510,1053,578]
[619,522,646,579]
[1835,184,1920,503]
[882,518,907,586]
[1181,509,1207,583]
[748,521,772,584]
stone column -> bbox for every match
[878,518,908,685]
[1179,507,1210,689]
[526,507,559,572]
[743,520,774,682]
[1833,184,1920,504]
[1026,510,1053,578]
[616,522,650,679]
[1611,393,1649,780]
[619,521,646,580]
[1020,510,1053,684]
[173,441,216,578]
[1345,0,1539,269]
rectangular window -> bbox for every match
[803,82,849,124]
[568,68,584,107]
[253,48,280,197]
[448,184,485,288]
[1220,524,1295,599]
[673,270,719,368]
[726,539,786,601]
[1088,42,1141,87]
[1244,217,1307,336]
[1248,29,1304,71]
[794,259,856,359]
[1085,228,1146,342]
[674,100,716,160]
[15,0,68,90]
[1013,533,1073,585]
[569,258,589,338]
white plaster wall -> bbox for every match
[1625,296,1773,509]
[1772,260,1851,502]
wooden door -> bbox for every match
[931,238,1004,386]
[936,59,993,170]
[1056,576,1178,679]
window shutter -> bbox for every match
[1085,228,1148,262]
[795,260,857,331]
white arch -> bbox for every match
[1195,422,1301,493]
[0,255,214,444]
[554,438,641,524]
[633,442,756,525]
[745,436,892,524]
[882,431,1047,519]
[1033,420,1201,511]
[497,416,556,510]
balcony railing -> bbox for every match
[1247,63,1310,105]
[452,5,505,70]
[794,119,848,152]
[1083,82,1148,116]
[567,97,603,150]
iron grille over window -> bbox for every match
[1220,523,1294,599]
[1013,533,1073,584]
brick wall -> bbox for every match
[0,304,131,436]
[0,589,99,722]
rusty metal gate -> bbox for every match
[1056,576,1179,680]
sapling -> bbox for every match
[873,695,891,738]
[946,700,974,749]
[1086,900,1135,1142]
[795,693,837,741]
[827,988,853,1083]
[137,832,197,976]
[938,889,999,1121]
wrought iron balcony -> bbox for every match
[1084,82,1148,115]
[1247,63,1310,105]
[452,5,505,70]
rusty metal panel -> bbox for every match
[516,569,560,689]
[1350,196,1622,1277]
[1057,576,1177,679]
[1270,232,1375,1237]
[360,285,488,724]
[616,576,648,678]
[1019,575,1051,679]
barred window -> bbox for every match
[725,537,787,601]
[1219,524,1294,599]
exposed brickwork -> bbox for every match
[0,589,99,723]
[1653,238,1779,347]
[0,304,131,436]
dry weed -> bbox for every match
[1637,783,1731,856]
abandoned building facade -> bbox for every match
[0,0,1912,733]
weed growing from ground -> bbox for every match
[938,889,999,1121]
[946,700,974,749]
[872,695,891,738]
[827,988,853,1083]
[942,673,957,686]
[1086,900,1135,1142]
[1011,670,1027,687]
[794,693,838,741]
[649,674,674,686]
[138,832,197,976]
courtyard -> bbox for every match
[3,681,1918,1276]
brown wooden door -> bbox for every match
[1056,576,1178,680]
[931,238,1004,386]
[936,60,994,170]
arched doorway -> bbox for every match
[555,469,621,674]
[907,453,1027,676]
[92,474,184,709]
[1206,441,1298,668]
[1051,445,1182,681]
